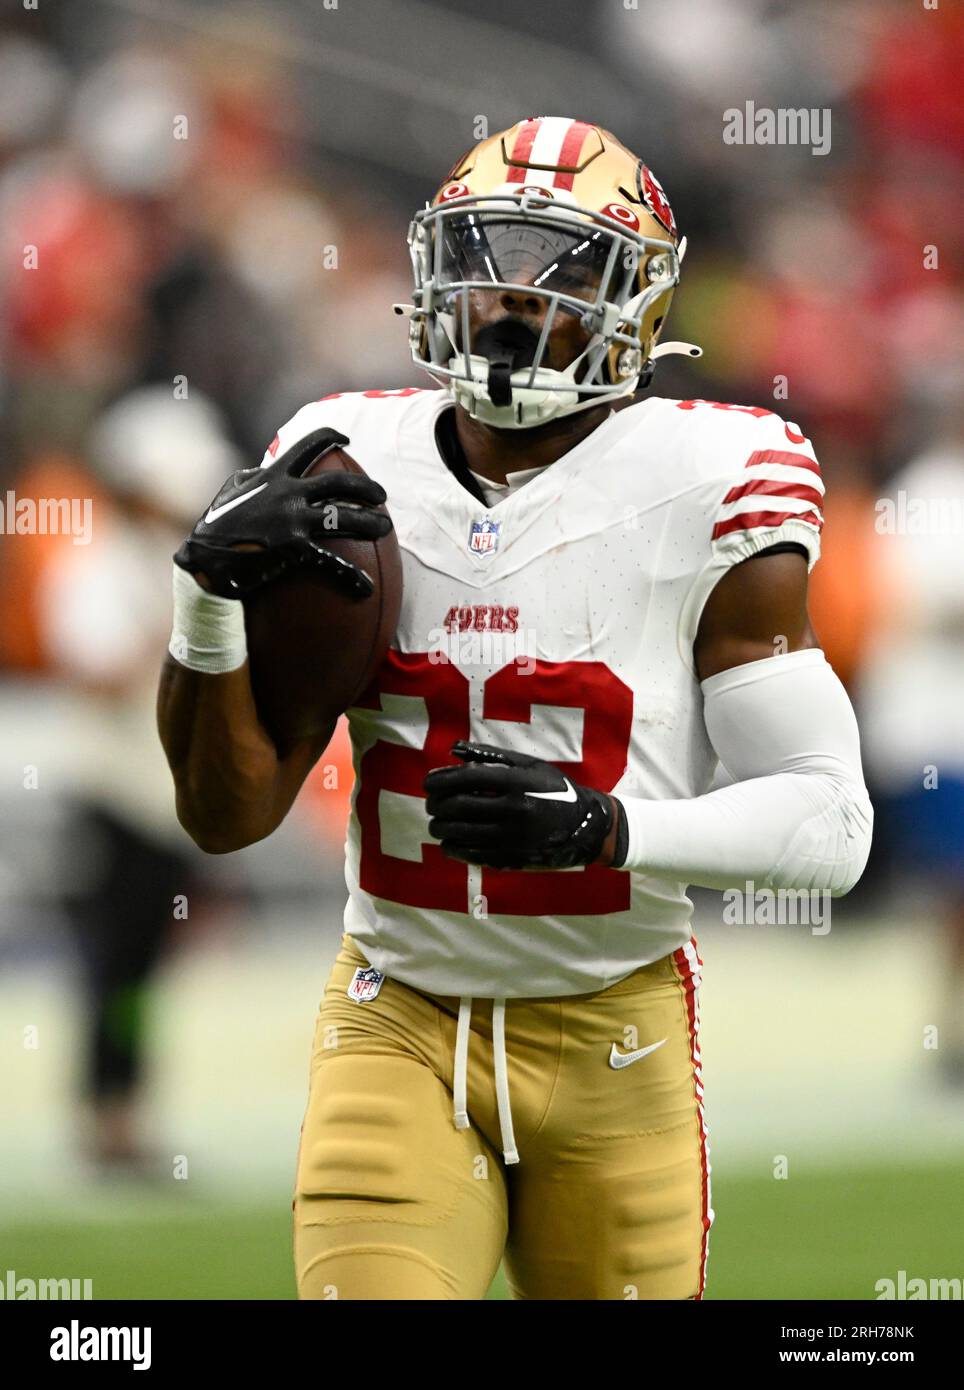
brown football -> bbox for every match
[243,447,401,750]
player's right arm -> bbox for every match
[158,652,333,854]
[157,424,390,854]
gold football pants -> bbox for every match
[293,935,711,1300]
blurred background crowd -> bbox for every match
[0,0,961,1296]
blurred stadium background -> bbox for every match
[1,0,962,1299]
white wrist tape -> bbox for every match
[617,649,873,896]
[169,562,248,674]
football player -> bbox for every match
[158,118,873,1300]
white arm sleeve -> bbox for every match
[616,649,873,896]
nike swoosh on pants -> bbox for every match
[608,1038,667,1069]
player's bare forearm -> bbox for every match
[157,654,331,853]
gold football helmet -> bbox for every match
[397,117,700,428]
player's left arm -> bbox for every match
[604,543,873,893]
[424,548,872,894]
[425,446,873,895]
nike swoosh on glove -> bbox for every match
[424,740,616,871]
[174,427,393,600]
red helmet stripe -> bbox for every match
[551,120,594,191]
[505,118,543,182]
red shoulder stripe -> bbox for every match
[745,448,821,476]
[721,477,824,508]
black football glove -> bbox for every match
[174,427,392,600]
[424,740,618,871]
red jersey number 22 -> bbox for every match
[353,652,633,917]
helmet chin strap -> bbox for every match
[651,341,703,361]
[447,338,705,428]
[633,341,702,394]
[397,300,704,427]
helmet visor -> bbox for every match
[437,214,621,305]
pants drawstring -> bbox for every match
[492,998,519,1165]
[450,996,520,1165]
[453,996,472,1131]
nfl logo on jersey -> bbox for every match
[347,966,385,1003]
[469,518,500,554]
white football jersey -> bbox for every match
[261,387,823,997]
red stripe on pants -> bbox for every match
[673,938,712,1299]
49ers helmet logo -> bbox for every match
[637,164,677,237]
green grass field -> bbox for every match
[1,1158,958,1300]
